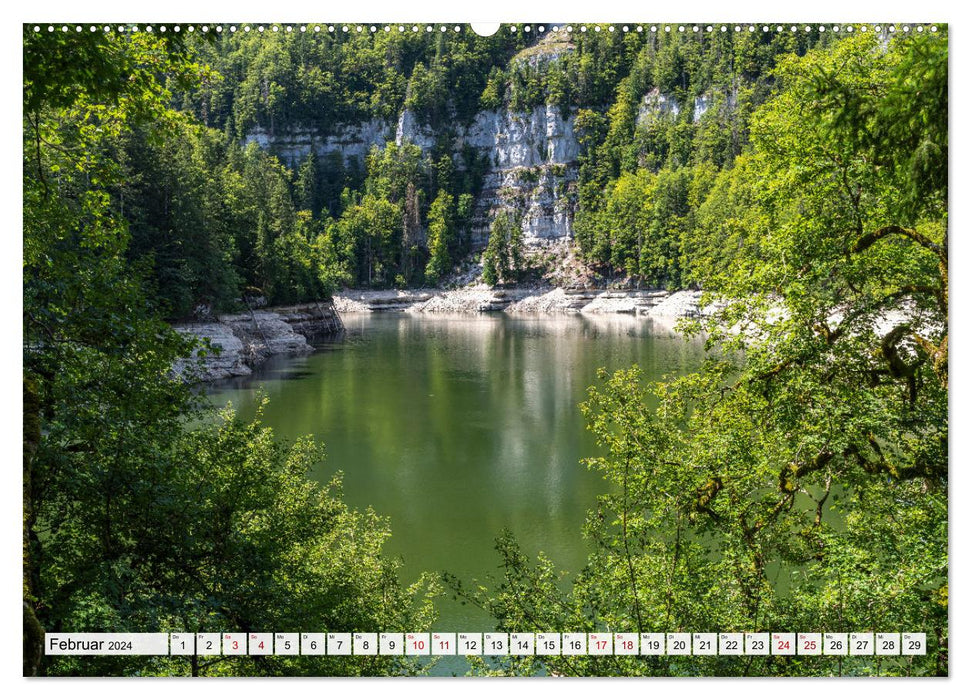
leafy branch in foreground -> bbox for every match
[24,28,438,677]
[453,30,947,678]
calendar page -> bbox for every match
[22,12,948,680]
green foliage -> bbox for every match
[424,191,456,285]
[23,26,205,115]
[179,27,527,136]
[119,120,240,316]
[24,25,948,679]
[455,30,948,678]
[24,28,438,678]
[480,67,507,110]
[481,210,523,286]
[26,27,534,313]
[26,26,853,305]
[42,403,440,677]
[571,26,835,285]
[295,150,321,214]
[155,25,863,297]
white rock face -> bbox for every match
[519,166,577,242]
[464,105,579,245]
[336,286,705,320]
[222,311,314,357]
[693,89,737,122]
[694,94,712,121]
[464,106,578,168]
[172,305,345,382]
[245,103,581,245]
[635,88,738,125]
[395,109,437,150]
[245,120,392,165]
[637,88,680,126]
[171,322,251,382]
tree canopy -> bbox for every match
[23,26,437,677]
[451,30,948,678]
[23,24,947,678]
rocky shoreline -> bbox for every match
[174,288,707,382]
[333,285,706,318]
[172,302,343,382]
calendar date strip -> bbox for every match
[45,632,927,657]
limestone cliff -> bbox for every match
[636,86,739,126]
[245,101,580,249]
[240,36,740,256]
[239,31,584,251]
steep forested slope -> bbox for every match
[97,25,842,315]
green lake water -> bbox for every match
[206,313,706,673]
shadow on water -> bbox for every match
[264,369,316,381]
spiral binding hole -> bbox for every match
[28,23,941,39]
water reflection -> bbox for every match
[207,313,707,635]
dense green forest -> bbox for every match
[30,25,846,319]
[455,28,949,676]
[24,24,946,677]
[23,28,440,677]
